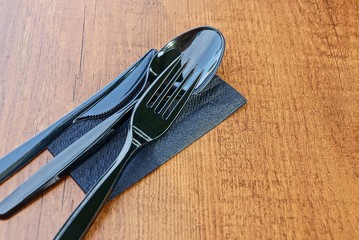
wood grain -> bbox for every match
[0,0,358,239]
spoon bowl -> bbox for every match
[149,26,225,94]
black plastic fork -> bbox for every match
[54,55,203,240]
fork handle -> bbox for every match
[54,135,138,240]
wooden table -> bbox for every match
[0,0,358,239]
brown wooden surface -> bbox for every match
[0,0,358,239]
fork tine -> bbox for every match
[152,59,190,110]
[143,55,182,106]
[163,69,203,121]
[157,65,196,116]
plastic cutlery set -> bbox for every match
[0,26,225,239]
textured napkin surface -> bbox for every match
[47,75,246,199]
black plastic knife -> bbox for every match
[0,49,157,183]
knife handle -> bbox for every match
[0,102,135,219]
[0,117,74,183]
[0,49,157,184]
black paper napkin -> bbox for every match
[47,75,246,199]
